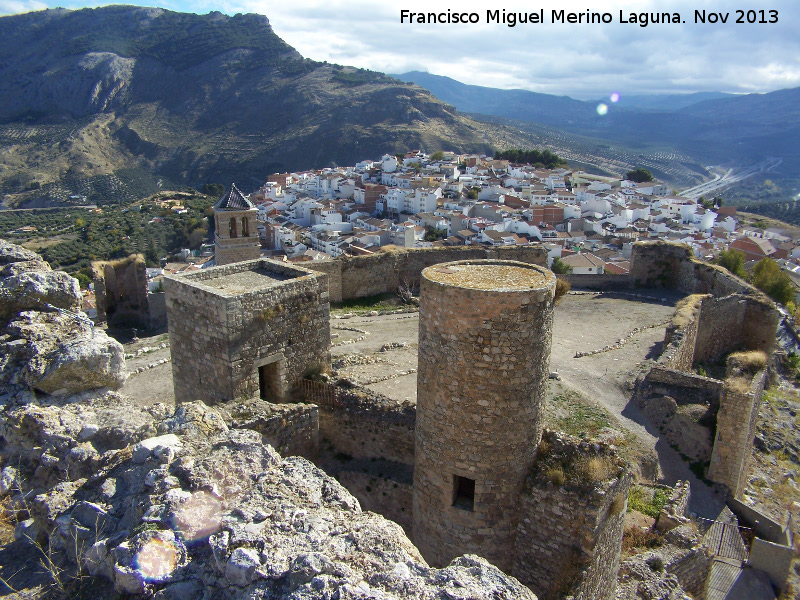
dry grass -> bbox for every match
[107,253,145,270]
[546,466,566,486]
[610,492,627,516]
[0,496,16,546]
[554,278,571,305]
[576,456,617,483]
[726,376,755,394]
[728,350,768,374]
[671,294,704,329]
[621,526,665,554]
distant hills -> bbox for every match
[0,6,797,209]
[393,71,800,197]
[0,6,538,207]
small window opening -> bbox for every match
[452,475,475,511]
[229,217,237,238]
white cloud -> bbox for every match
[3,0,799,98]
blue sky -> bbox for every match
[2,0,799,99]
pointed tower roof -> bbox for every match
[214,183,255,210]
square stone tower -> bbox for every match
[213,183,261,266]
[164,259,330,405]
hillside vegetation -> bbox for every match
[0,6,544,208]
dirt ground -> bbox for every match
[118,290,734,517]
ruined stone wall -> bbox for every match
[301,260,343,303]
[222,401,320,460]
[561,273,632,290]
[147,291,167,330]
[92,255,150,328]
[302,246,548,303]
[318,397,415,465]
[659,295,705,371]
[666,546,713,599]
[413,260,555,572]
[336,471,414,537]
[707,369,767,496]
[630,241,752,297]
[512,433,632,600]
[164,259,330,405]
[643,367,724,406]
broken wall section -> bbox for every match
[92,255,150,328]
[512,431,633,600]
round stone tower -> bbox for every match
[412,259,556,571]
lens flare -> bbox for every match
[610,92,620,103]
[133,538,178,582]
[172,490,222,542]
[596,103,609,116]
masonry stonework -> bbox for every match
[303,245,548,303]
[92,254,150,328]
[708,368,767,496]
[213,184,262,266]
[512,431,632,600]
[413,259,555,572]
[164,259,330,405]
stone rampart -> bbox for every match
[629,241,753,297]
[92,254,150,328]
[336,469,414,537]
[512,431,632,600]
[316,391,416,465]
[220,400,320,460]
[645,367,724,407]
[303,245,548,303]
[659,295,705,371]
[694,294,777,364]
[164,259,330,405]
[561,273,632,290]
[665,545,713,599]
[708,369,767,496]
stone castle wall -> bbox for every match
[694,294,777,364]
[708,369,767,496]
[629,241,753,297]
[92,255,150,328]
[413,260,555,572]
[336,470,414,537]
[660,295,705,372]
[317,396,415,465]
[164,259,330,405]
[221,400,320,460]
[303,245,548,303]
[512,432,632,600]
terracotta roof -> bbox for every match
[215,183,255,210]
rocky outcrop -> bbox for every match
[13,400,536,599]
[0,239,126,396]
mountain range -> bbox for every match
[0,6,797,208]
[0,6,538,207]
[392,71,800,169]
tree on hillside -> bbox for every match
[429,151,444,161]
[715,249,746,279]
[492,148,566,169]
[752,257,795,305]
[626,168,654,183]
[202,183,225,197]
